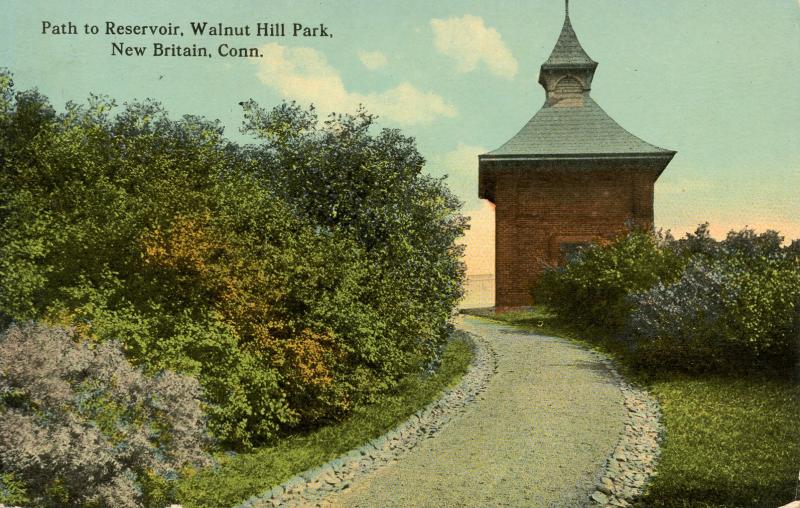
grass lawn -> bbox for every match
[171,332,474,508]
[476,307,800,508]
[643,376,799,507]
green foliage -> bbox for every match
[0,472,29,506]
[533,228,685,329]
[240,101,467,379]
[0,71,467,448]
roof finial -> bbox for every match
[565,0,570,17]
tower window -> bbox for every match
[554,76,583,94]
[559,241,590,262]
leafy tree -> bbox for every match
[240,102,467,378]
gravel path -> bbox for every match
[324,315,625,507]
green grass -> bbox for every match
[172,334,474,508]
[642,376,800,507]
[471,307,800,508]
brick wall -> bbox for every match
[487,161,661,307]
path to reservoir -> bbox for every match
[324,315,625,507]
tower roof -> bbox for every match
[482,96,674,159]
[482,1,675,162]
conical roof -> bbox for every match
[542,12,597,69]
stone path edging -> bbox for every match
[237,331,497,508]
[585,351,663,507]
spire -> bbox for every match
[542,3,596,69]
[538,1,598,105]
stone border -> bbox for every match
[586,352,663,507]
[237,331,497,508]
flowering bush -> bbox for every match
[534,224,800,372]
[628,231,800,371]
[0,323,211,507]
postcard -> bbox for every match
[1,1,798,507]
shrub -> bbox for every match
[628,230,800,371]
[533,228,685,329]
[0,72,467,447]
[240,102,467,378]
[670,222,790,261]
[0,322,211,507]
[533,223,800,373]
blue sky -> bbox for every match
[3,0,799,274]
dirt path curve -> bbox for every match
[324,315,625,507]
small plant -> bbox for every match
[0,322,212,507]
[0,472,28,506]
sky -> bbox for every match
[2,0,799,278]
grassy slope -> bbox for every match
[477,307,800,508]
[173,333,474,508]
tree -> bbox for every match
[241,102,468,375]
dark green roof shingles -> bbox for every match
[484,97,674,159]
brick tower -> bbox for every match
[479,2,675,307]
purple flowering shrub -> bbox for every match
[627,258,731,370]
[627,229,800,371]
[0,323,212,507]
